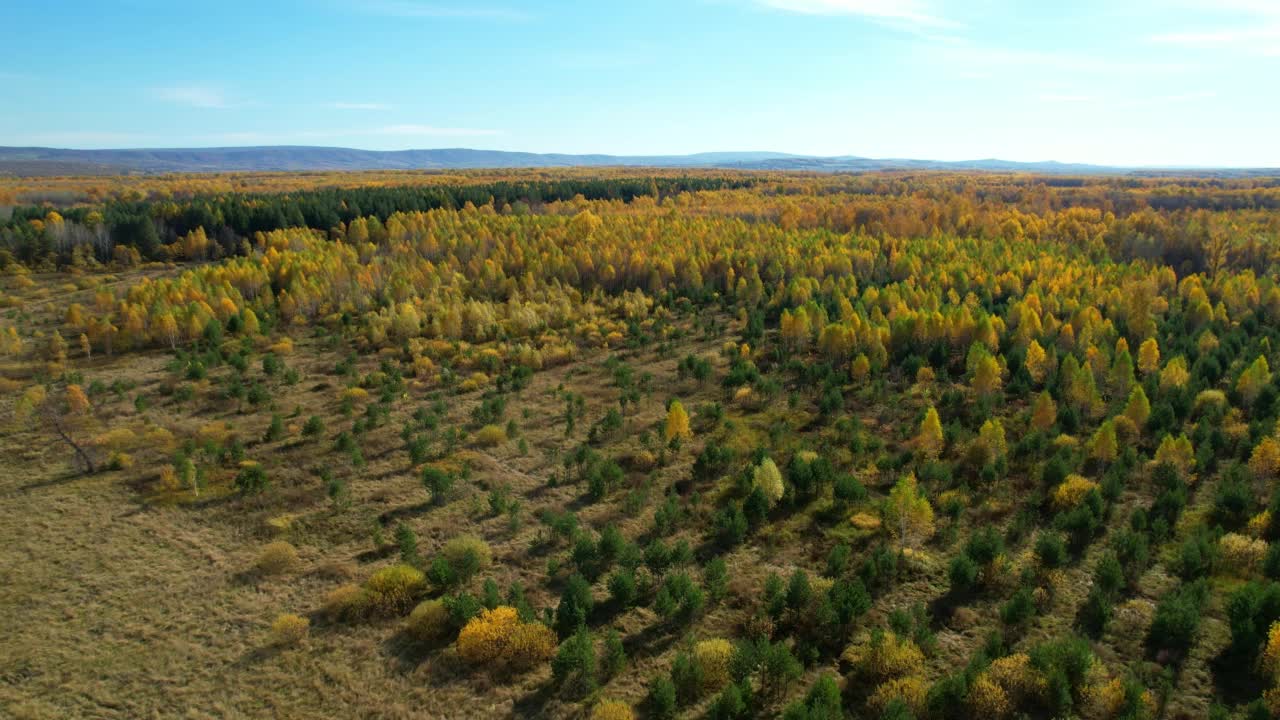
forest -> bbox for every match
[3,168,1280,720]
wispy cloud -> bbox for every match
[1037,93,1096,103]
[931,40,1187,77]
[1118,90,1218,108]
[1032,89,1217,108]
[1152,1,1280,56]
[152,86,229,108]
[357,1,529,21]
[1152,27,1280,55]
[373,124,501,137]
[10,131,153,146]
[331,102,392,110]
[754,0,954,28]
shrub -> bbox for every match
[754,457,785,506]
[505,619,559,668]
[695,638,734,691]
[457,606,556,670]
[473,423,506,447]
[235,463,268,494]
[323,583,367,622]
[590,700,634,720]
[1052,475,1099,511]
[845,631,924,682]
[441,536,493,581]
[255,541,300,575]
[967,673,1012,719]
[1221,533,1268,575]
[270,613,310,646]
[866,675,928,718]
[987,652,1043,705]
[364,564,427,617]
[406,599,451,642]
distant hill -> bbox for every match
[0,145,1273,177]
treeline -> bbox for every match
[0,175,750,267]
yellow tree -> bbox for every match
[1154,434,1195,476]
[1123,386,1151,429]
[1137,338,1160,376]
[156,311,180,350]
[1031,392,1057,431]
[1159,356,1190,391]
[883,474,935,550]
[664,400,691,444]
[972,354,1003,399]
[978,419,1007,461]
[1250,437,1280,480]
[753,457,784,506]
[851,354,871,381]
[1089,420,1118,464]
[242,308,261,335]
[1239,356,1272,406]
[917,406,944,459]
[1024,340,1050,384]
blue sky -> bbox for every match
[1,0,1276,166]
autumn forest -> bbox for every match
[4,169,1280,720]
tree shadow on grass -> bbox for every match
[378,500,434,526]
[16,469,84,494]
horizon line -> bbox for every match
[2,144,1279,171]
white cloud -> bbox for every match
[373,124,501,137]
[755,0,953,27]
[331,102,392,110]
[152,86,229,108]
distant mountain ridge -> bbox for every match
[0,145,1272,177]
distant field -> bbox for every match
[2,171,1280,719]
